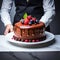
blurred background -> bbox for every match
[0,0,60,35]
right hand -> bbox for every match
[4,24,13,35]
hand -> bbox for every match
[39,21,45,28]
[4,24,13,35]
[39,21,46,31]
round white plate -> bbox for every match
[5,31,55,47]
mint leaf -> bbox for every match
[23,13,28,19]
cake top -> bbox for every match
[15,22,45,29]
[15,13,45,29]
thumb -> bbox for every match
[9,25,13,32]
[4,24,13,35]
[10,27,13,32]
[4,27,10,35]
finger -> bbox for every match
[10,28,13,32]
[10,26,13,32]
[4,28,9,35]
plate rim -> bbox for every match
[6,31,55,45]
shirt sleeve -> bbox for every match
[1,0,13,26]
[40,0,55,27]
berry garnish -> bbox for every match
[27,15,32,20]
[20,15,39,25]
[35,20,39,24]
[13,35,19,40]
[13,35,17,40]
[24,18,29,25]
[30,20,34,24]
[29,21,32,25]
[32,17,36,21]
[24,40,29,42]
[36,40,40,42]
[32,40,36,42]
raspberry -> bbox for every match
[36,40,40,42]
[24,40,29,42]
[27,15,32,20]
[32,40,36,42]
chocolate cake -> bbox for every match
[13,15,46,42]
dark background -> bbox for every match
[50,0,60,34]
[0,0,60,34]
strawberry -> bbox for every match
[27,15,32,20]
[24,18,29,25]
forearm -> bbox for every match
[40,10,55,27]
[40,0,55,27]
[1,0,13,26]
[1,9,12,26]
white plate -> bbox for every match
[5,31,55,47]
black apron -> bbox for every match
[13,0,50,31]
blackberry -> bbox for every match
[35,20,39,24]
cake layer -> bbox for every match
[14,22,45,40]
[12,35,46,42]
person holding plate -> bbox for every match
[1,0,55,35]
